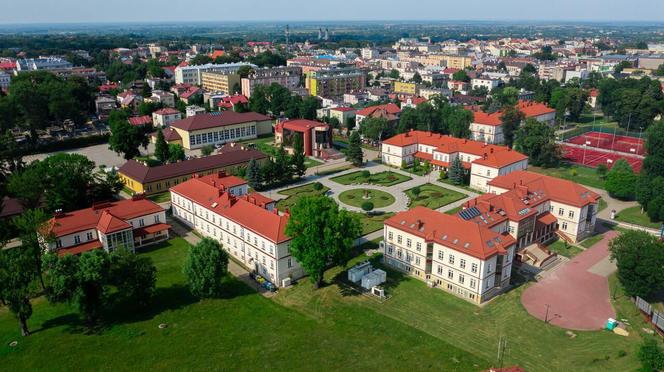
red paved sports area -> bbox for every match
[521,231,618,330]
[566,131,645,156]
[562,145,643,173]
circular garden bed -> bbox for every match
[338,189,396,209]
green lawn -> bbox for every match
[598,198,608,212]
[147,192,171,203]
[437,178,477,193]
[401,166,428,176]
[330,170,411,187]
[545,239,584,258]
[350,212,394,235]
[445,205,463,215]
[276,253,643,372]
[614,206,661,230]
[304,157,323,169]
[276,183,329,211]
[529,164,605,189]
[579,233,605,249]
[314,165,354,177]
[339,189,395,208]
[406,183,466,210]
[0,238,489,370]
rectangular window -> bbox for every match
[438,251,443,260]
[406,239,411,248]
[287,258,293,268]
[568,210,575,218]
[387,247,393,255]
[448,270,454,279]
[460,259,466,269]
[388,231,393,240]
[415,257,420,265]
[470,279,476,289]
[458,274,465,285]
[397,235,402,244]
[74,235,81,244]
[437,265,443,275]
[471,263,478,273]
[448,255,455,265]
[154,215,160,223]
[487,263,492,273]
[558,208,564,216]
[139,219,145,227]
[416,242,422,251]
[86,232,93,241]
[562,222,568,230]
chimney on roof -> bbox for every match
[284,208,290,217]
[490,147,494,153]
[483,152,487,160]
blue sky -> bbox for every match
[2,0,664,24]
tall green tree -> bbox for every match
[183,238,229,298]
[154,129,170,163]
[246,158,261,190]
[605,159,637,200]
[109,248,157,309]
[0,247,36,336]
[291,135,306,177]
[514,118,560,167]
[285,196,361,288]
[14,208,52,291]
[299,96,320,120]
[609,231,664,299]
[448,156,465,185]
[167,144,185,163]
[500,105,525,147]
[108,110,148,160]
[346,131,364,166]
[359,117,392,142]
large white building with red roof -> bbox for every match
[44,196,170,256]
[382,206,517,304]
[470,101,556,145]
[170,172,305,286]
[467,170,601,244]
[381,130,529,192]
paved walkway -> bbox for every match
[521,231,618,330]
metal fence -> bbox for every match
[634,296,664,336]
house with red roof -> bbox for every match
[128,115,152,127]
[382,205,517,304]
[274,119,332,157]
[170,172,305,286]
[43,195,169,256]
[179,86,203,104]
[217,94,249,110]
[355,103,402,129]
[152,107,182,127]
[169,111,273,150]
[381,130,528,192]
[470,100,556,144]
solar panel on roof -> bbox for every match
[458,207,481,220]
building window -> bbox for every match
[558,208,564,216]
[562,222,568,231]
[568,210,574,218]
[471,263,478,273]
[139,219,145,227]
[438,251,443,260]
[287,258,293,268]
[388,231,393,240]
[397,235,402,244]
[448,255,455,265]
[387,246,393,255]
[416,242,421,251]
[437,265,443,275]
[56,239,62,248]
[86,232,93,241]
[487,263,492,273]
[448,270,454,279]
[74,235,81,244]
[154,215,160,223]
[458,274,465,285]
[460,259,466,269]
[406,238,411,248]
[470,279,476,289]
[415,257,420,265]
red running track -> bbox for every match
[521,231,618,330]
[566,131,645,156]
[562,145,643,173]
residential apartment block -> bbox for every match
[201,71,241,94]
[175,62,256,85]
[381,130,528,192]
[241,66,302,97]
[170,172,305,286]
[382,206,516,304]
[44,196,169,256]
[307,68,366,98]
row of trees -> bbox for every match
[396,98,473,138]
[635,120,664,222]
[246,138,306,191]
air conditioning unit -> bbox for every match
[281,277,292,287]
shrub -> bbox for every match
[571,169,577,177]
[361,170,370,178]
[361,201,374,211]
[312,182,323,191]
[439,170,448,180]
[411,186,422,198]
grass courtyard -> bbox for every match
[338,189,396,209]
[529,164,605,190]
[545,239,584,258]
[0,235,646,371]
[330,170,411,187]
[406,183,466,209]
[614,206,661,230]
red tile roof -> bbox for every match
[57,240,104,257]
[383,130,527,169]
[170,177,289,243]
[97,210,132,234]
[179,87,202,99]
[153,108,181,115]
[217,94,249,109]
[119,147,266,183]
[275,119,329,133]
[516,100,555,117]
[472,111,503,126]
[356,103,401,117]
[0,197,24,219]
[385,206,515,260]
[170,111,271,132]
[133,223,171,236]
[48,198,164,237]
[487,170,600,208]
[128,115,152,126]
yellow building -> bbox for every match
[308,68,366,98]
[393,81,418,96]
[201,71,241,94]
[118,145,267,195]
[170,111,273,150]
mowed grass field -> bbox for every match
[0,237,645,371]
[0,238,487,371]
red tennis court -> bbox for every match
[566,131,645,156]
[562,145,643,173]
